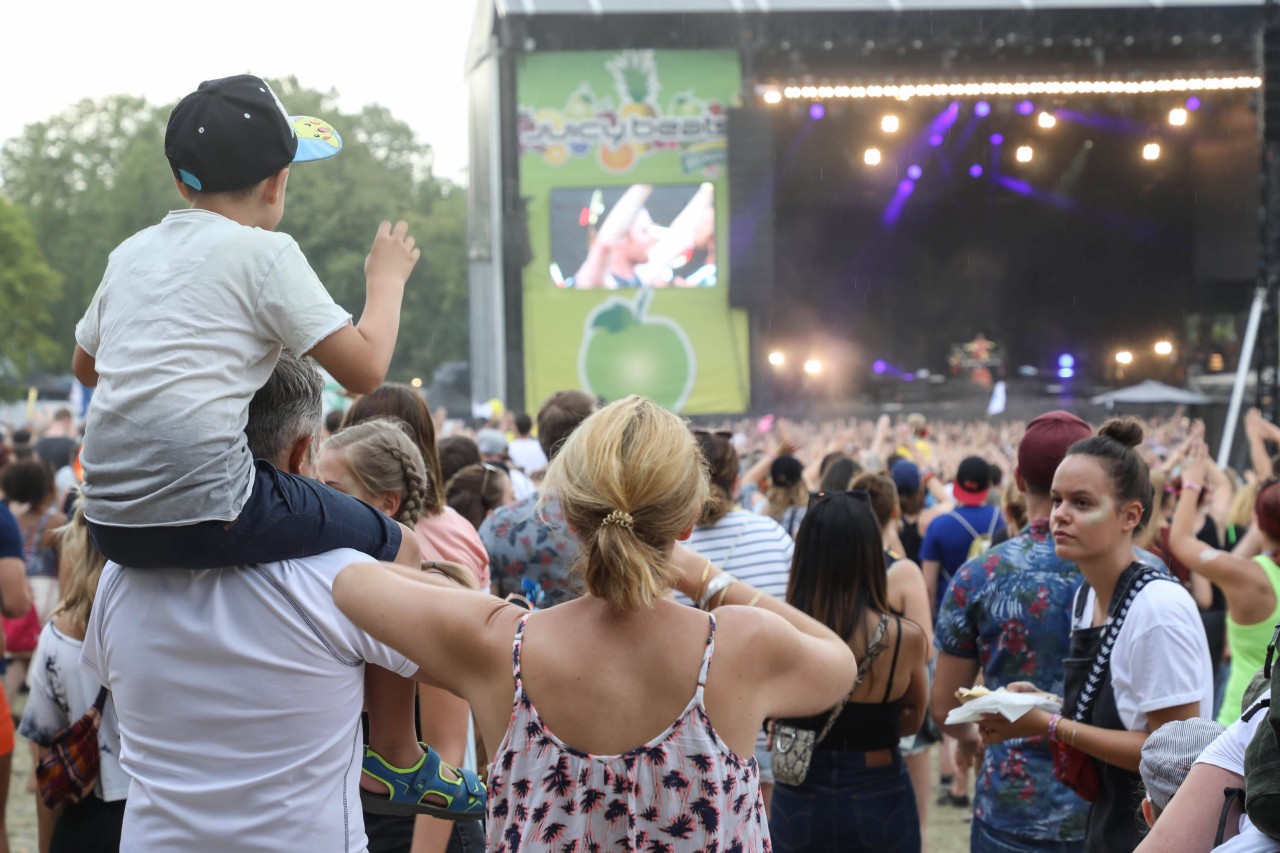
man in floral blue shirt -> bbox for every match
[932,411,1096,853]
[480,390,595,606]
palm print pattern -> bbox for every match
[934,518,1090,841]
[487,613,772,852]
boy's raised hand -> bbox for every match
[365,220,421,288]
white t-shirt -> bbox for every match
[1074,578,1214,731]
[81,550,416,852]
[507,437,548,475]
[19,622,130,801]
[1197,690,1278,852]
[75,209,351,527]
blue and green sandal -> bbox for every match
[361,744,487,820]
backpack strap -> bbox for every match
[948,511,982,541]
[1217,788,1246,848]
[984,508,1000,537]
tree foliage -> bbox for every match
[0,78,469,383]
[0,195,62,382]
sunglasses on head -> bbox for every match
[692,429,734,440]
[809,489,872,509]
[480,462,503,494]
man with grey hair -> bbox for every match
[81,354,428,852]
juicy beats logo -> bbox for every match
[519,50,727,174]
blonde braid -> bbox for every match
[325,418,430,527]
[385,441,430,527]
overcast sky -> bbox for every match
[1,0,477,183]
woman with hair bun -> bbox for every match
[978,418,1212,853]
[332,396,856,850]
[1166,438,1280,724]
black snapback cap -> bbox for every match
[164,75,342,193]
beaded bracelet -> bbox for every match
[1048,714,1062,742]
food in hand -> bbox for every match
[955,686,992,703]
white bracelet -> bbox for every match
[699,572,737,610]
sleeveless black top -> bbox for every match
[787,614,905,752]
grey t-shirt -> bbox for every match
[75,209,350,527]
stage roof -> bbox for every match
[495,0,1261,13]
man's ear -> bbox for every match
[288,434,315,478]
[1014,467,1027,493]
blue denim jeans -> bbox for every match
[970,819,1085,853]
[770,749,921,852]
[87,460,401,569]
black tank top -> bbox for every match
[901,519,923,564]
[787,614,905,752]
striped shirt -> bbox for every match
[676,510,794,606]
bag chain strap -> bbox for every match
[815,614,890,744]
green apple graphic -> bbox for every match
[579,292,696,412]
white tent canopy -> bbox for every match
[1090,380,1212,406]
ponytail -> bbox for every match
[543,396,708,611]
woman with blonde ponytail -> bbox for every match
[333,395,857,849]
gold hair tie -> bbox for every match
[602,510,634,530]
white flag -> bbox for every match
[987,381,1007,417]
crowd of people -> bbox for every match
[0,73,1276,853]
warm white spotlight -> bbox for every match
[1154,340,1174,356]
[1038,111,1057,128]
[881,115,900,133]
[803,359,823,376]
[763,90,783,105]
[768,351,786,367]
[410,377,423,388]
[864,148,882,166]
[1143,143,1162,161]
[1115,351,1134,365]
[1016,145,1033,163]
[1169,108,1188,126]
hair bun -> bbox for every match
[1098,417,1145,450]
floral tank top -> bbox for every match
[487,612,771,852]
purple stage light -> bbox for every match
[1016,100,1035,116]
[902,372,916,383]
[990,133,1004,146]
[969,164,984,178]
[809,103,825,120]
[907,165,923,180]
[975,101,991,117]
[872,360,888,375]
[929,134,945,147]
[898,179,914,193]
[1186,96,1202,112]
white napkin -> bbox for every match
[944,690,1063,725]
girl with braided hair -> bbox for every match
[319,419,487,852]
[344,384,491,588]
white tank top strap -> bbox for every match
[694,612,717,706]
